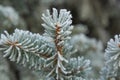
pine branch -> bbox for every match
[99,34,120,80]
[0,29,55,70]
[105,35,120,77]
[42,8,74,80]
[0,8,92,80]
[68,57,91,77]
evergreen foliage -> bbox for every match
[0,8,91,80]
[0,8,120,80]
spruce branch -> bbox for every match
[0,8,91,80]
[68,57,91,78]
[0,29,55,70]
[105,35,120,75]
[104,35,120,79]
[42,8,74,79]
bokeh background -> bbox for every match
[0,0,120,80]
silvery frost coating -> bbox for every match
[70,34,104,78]
[105,35,120,77]
[69,57,91,78]
[42,8,73,39]
[0,8,91,80]
[0,29,55,70]
[100,66,109,80]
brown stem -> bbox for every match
[54,23,64,80]
[54,23,63,55]
[6,40,51,58]
[6,40,20,47]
